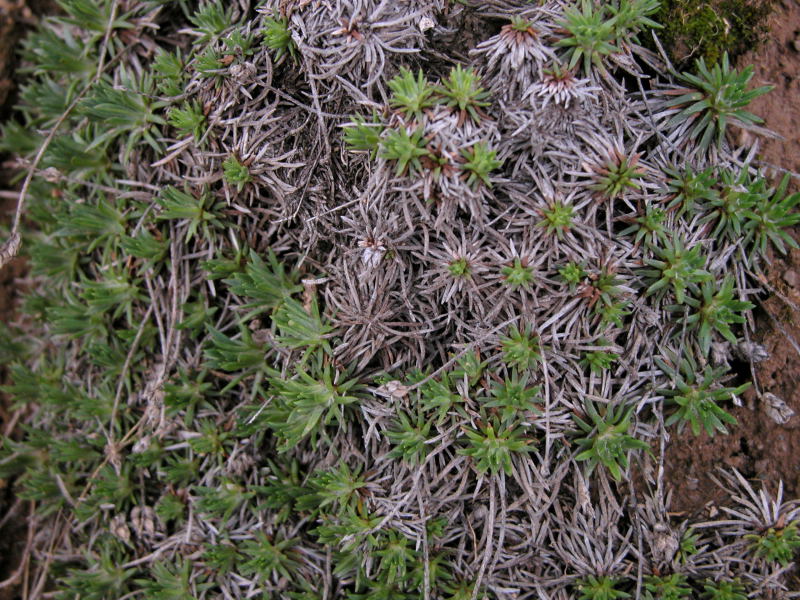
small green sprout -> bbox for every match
[458,416,534,476]
[295,463,367,514]
[156,186,224,242]
[79,74,166,156]
[58,548,135,599]
[416,370,464,425]
[188,420,231,456]
[664,53,772,152]
[223,249,302,318]
[240,532,300,583]
[539,200,574,238]
[222,28,256,57]
[155,492,185,524]
[640,237,712,304]
[501,257,534,288]
[188,0,229,41]
[80,271,143,321]
[583,266,626,308]
[264,363,361,451]
[194,480,254,521]
[388,67,438,121]
[701,579,748,600]
[509,16,536,33]
[386,410,432,465]
[573,401,649,481]
[44,135,109,177]
[452,350,488,388]
[203,543,239,573]
[682,276,755,356]
[380,127,430,176]
[744,173,800,259]
[500,324,542,370]
[555,0,619,76]
[581,341,618,374]
[438,64,490,124]
[152,49,185,96]
[460,142,502,188]
[657,351,747,437]
[343,113,384,157]
[222,154,252,191]
[136,559,205,600]
[608,0,662,45]
[448,257,471,279]
[195,47,224,76]
[120,229,168,262]
[575,575,630,600]
[702,167,766,241]
[677,528,699,563]
[168,100,207,140]
[588,149,645,200]
[643,574,691,600]
[484,372,541,422]
[273,296,333,357]
[664,165,718,217]
[559,262,585,291]
[746,520,800,566]
[263,14,296,61]
[204,325,265,373]
[374,530,417,585]
[21,27,95,78]
[618,202,668,247]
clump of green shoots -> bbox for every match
[657,350,747,436]
[501,257,535,288]
[588,148,645,201]
[461,142,502,188]
[438,64,490,124]
[575,575,630,600]
[262,13,296,61]
[581,340,618,374]
[222,155,252,191]
[388,67,438,121]
[661,53,772,152]
[573,401,648,481]
[681,276,754,356]
[539,199,574,238]
[746,520,800,566]
[459,415,534,476]
[640,236,711,304]
[380,127,430,176]
[643,574,691,600]
[555,0,618,76]
[168,100,207,141]
[500,324,542,370]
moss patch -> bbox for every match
[653,0,775,69]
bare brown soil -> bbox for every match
[663,0,800,517]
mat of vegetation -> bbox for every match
[1,1,800,598]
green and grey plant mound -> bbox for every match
[1,0,799,598]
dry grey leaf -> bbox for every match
[110,514,131,544]
[652,523,680,565]
[735,341,770,363]
[375,380,409,401]
[418,16,435,32]
[0,232,21,269]
[130,506,157,539]
[761,392,795,425]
